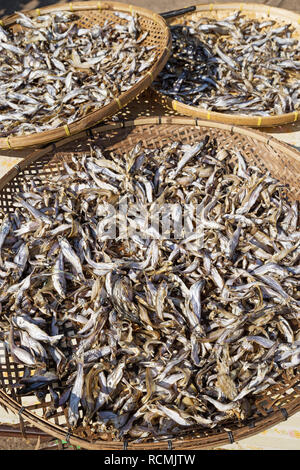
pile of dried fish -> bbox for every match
[0,136,299,442]
[154,11,300,115]
[0,11,155,137]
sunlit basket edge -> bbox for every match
[0,116,300,449]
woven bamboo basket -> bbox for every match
[0,1,171,151]
[153,3,300,128]
[0,117,300,450]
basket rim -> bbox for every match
[0,115,300,449]
[0,1,172,150]
[1,115,299,189]
[152,2,300,128]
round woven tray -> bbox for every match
[0,117,300,450]
[0,1,171,151]
[153,2,300,128]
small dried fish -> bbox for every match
[0,135,299,442]
[0,11,155,137]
